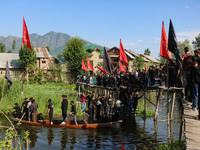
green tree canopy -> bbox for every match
[135,55,144,69]
[144,48,151,55]
[192,33,200,49]
[19,44,37,69]
[178,39,193,56]
[0,43,6,53]
[62,37,87,75]
[46,45,50,52]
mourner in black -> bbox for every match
[21,97,29,120]
[61,101,78,125]
[48,99,53,125]
[37,113,45,123]
[8,103,22,118]
[88,101,94,123]
[61,95,68,121]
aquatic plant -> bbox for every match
[153,140,186,150]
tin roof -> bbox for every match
[0,53,22,69]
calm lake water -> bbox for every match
[0,92,183,150]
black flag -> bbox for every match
[103,47,112,74]
[168,19,181,62]
[5,61,12,90]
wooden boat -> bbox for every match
[12,118,122,129]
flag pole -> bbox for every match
[0,78,6,110]
[167,48,170,142]
[21,44,24,96]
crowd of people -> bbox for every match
[8,95,77,125]
[8,46,200,125]
[77,47,200,120]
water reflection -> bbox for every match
[47,128,54,145]
[29,127,38,148]
[61,129,68,150]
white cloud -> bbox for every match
[176,30,200,42]
[184,5,189,9]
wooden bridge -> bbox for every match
[77,82,200,149]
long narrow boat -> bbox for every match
[12,118,122,129]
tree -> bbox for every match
[178,39,193,56]
[144,48,151,55]
[57,53,63,58]
[19,44,37,69]
[12,40,16,52]
[7,49,12,53]
[62,37,87,76]
[0,43,6,53]
[135,55,144,69]
[46,45,50,52]
[192,33,200,49]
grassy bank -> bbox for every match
[0,79,80,116]
[0,79,155,117]
[154,140,186,150]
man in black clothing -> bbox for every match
[8,103,22,118]
[61,101,78,125]
[101,95,107,118]
[61,95,68,121]
[21,97,29,120]
[37,113,45,123]
[48,99,53,125]
[86,93,93,109]
[88,101,94,123]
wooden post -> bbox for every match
[0,78,6,110]
[144,91,146,115]
[179,96,184,143]
[167,112,170,142]
[154,121,158,141]
[170,92,176,120]
[154,89,163,121]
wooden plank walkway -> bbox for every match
[184,103,200,150]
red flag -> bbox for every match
[160,21,171,59]
[82,59,87,71]
[97,66,107,75]
[22,17,33,52]
[144,63,147,73]
[120,61,126,72]
[119,39,128,67]
[87,57,94,71]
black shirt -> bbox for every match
[48,103,53,114]
[13,106,21,116]
[62,99,68,111]
[71,105,76,115]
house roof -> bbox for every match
[0,53,22,69]
[140,54,160,64]
[85,44,104,51]
[34,47,52,58]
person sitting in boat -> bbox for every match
[61,101,78,125]
[8,103,22,118]
[37,113,45,123]
[48,99,53,125]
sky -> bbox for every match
[0,0,200,58]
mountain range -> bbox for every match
[0,31,94,56]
